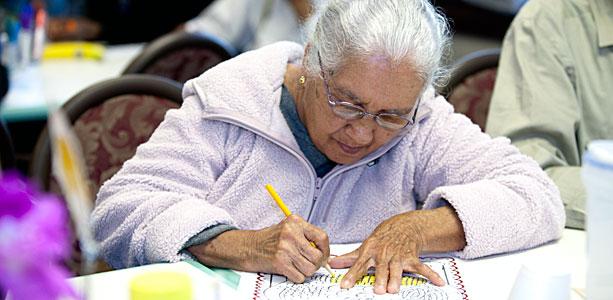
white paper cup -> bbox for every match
[508,263,571,300]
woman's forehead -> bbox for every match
[328,56,423,109]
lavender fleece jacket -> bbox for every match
[92,42,565,269]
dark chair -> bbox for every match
[1,63,15,171]
[29,74,183,274]
[0,120,16,171]
[122,31,236,83]
[0,63,8,102]
[439,48,501,131]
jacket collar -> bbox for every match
[185,41,433,167]
[187,42,303,140]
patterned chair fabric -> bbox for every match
[29,74,183,275]
[143,47,227,83]
[447,68,497,131]
[73,95,180,198]
[440,48,500,132]
[55,95,179,274]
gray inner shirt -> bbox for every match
[279,84,336,177]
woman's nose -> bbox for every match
[346,118,376,145]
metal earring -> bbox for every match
[299,75,306,85]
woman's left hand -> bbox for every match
[328,211,448,294]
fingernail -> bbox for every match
[374,285,385,294]
[340,279,349,288]
[433,278,445,286]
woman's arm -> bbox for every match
[92,95,234,268]
[413,96,565,259]
[188,215,330,283]
[331,92,564,294]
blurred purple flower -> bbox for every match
[0,171,77,300]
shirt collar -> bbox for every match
[591,0,613,48]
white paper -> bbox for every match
[238,244,468,300]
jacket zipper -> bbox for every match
[202,114,411,225]
[307,178,323,222]
[318,164,361,224]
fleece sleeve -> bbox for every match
[413,97,565,259]
[92,95,237,269]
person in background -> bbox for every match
[486,0,613,230]
[44,0,215,44]
[183,0,313,52]
[44,0,100,42]
[93,0,564,294]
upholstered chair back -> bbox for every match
[439,48,501,131]
[123,31,236,83]
[29,74,183,274]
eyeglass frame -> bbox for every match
[317,51,421,130]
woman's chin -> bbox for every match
[328,149,366,165]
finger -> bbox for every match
[414,263,445,287]
[373,257,389,295]
[277,216,319,265]
[302,223,330,260]
[296,237,323,266]
[328,248,359,269]
[284,261,307,283]
[284,214,304,225]
[387,259,403,294]
[289,247,320,277]
[273,251,306,283]
[288,216,326,268]
[340,255,371,289]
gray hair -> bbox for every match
[303,0,451,90]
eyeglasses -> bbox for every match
[317,52,420,131]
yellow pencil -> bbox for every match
[265,184,335,278]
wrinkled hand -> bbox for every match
[253,214,330,283]
[329,212,444,294]
[187,215,330,282]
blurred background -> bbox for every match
[0,0,525,293]
[0,0,521,195]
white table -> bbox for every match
[69,229,586,299]
[461,229,585,299]
[0,44,142,122]
[69,261,240,300]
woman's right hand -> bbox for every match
[188,214,330,283]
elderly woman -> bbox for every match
[93,0,565,294]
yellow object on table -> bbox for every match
[42,42,105,60]
[130,271,192,300]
